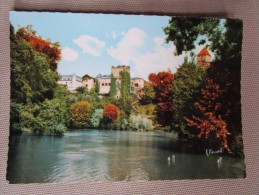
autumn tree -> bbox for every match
[70,101,92,128]
[103,104,120,122]
[164,17,243,156]
[10,24,59,103]
[148,70,174,126]
[185,79,231,153]
[16,25,61,71]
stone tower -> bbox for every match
[197,47,211,69]
[111,65,130,78]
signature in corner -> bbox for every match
[206,148,223,156]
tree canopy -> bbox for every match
[149,70,174,126]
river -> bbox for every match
[7,130,245,183]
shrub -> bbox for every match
[103,104,120,122]
[91,109,103,128]
[70,101,92,128]
[129,114,153,131]
[54,123,67,136]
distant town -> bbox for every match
[57,65,146,97]
[58,47,212,96]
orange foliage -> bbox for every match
[103,104,120,121]
[185,79,232,153]
[17,27,61,65]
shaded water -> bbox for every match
[7,130,245,183]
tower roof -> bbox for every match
[198,47,211,56]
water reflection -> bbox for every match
[7,130,246,183]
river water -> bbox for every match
[7,130,245,183]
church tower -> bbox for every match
[197,47,211,69]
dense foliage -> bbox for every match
[185,79,231,153]
[11,29,59,103]
[10,24,67,136]
[70,101,92,128]
[149,70,174,126]
[10,20,244,158]
[172,57,206,138]
[119,70,131,102]
[129,114,153,131]
[109,74,117,98]
[16,25,61,71]
[103,104,120,122]
[140,82,155,105]
[163,17,243,156]
[91,109,103,128]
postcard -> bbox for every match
[7,12,245,183]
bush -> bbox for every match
[129,114,153,131]
[75,86,87,94]
[91,109,103,128]
[70,101,92,128]
[103,104,120,122]
[54,123,67,136]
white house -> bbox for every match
[57,74,83,92]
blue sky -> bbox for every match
[10,12,213,80]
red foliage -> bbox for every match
[148,70,174,125]
[103,104,120,121]
[17,27,61,65]
[185,79,232,153]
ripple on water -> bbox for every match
[7,130,246,183]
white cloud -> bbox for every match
[106,31,126,39]
[62,47,79,61]
[107,28,215,80]
[107,28,148,65]
[133,38,186,80]
[107,28,185,80]
[73,35,105,57]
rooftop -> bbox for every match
[198,47,211,56]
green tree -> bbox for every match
[164,17,243,155]
[10,24,59,104]
[10,102,24,135]
[109,73,117,98]
[95,80,100,93]
[140,82,155,105]
[163,17,242,64]
[75,86,87,94]
[70,101,92,128]
[172,57,206,138]
[120,70,131,102]
[37,98,68,135]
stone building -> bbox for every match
[58,65,146,96]
[82,74,95,91]
[111,65,130,78]
[197,47,211,69]
[95,74,111,95]
[57,74,82,92]
[131,77,145,95]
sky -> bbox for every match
[10,12,214,80]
